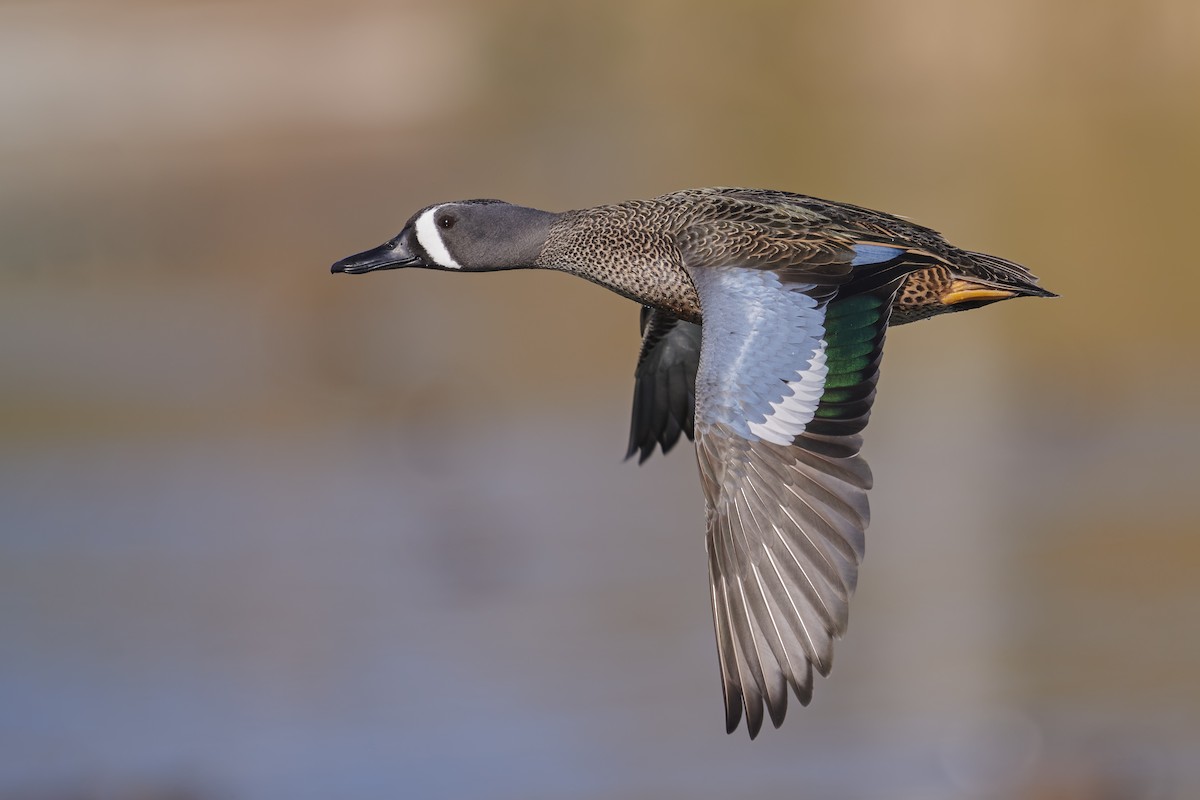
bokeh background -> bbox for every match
[3,1,1199,798]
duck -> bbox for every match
[331,187,1055,738]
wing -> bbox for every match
[626,307,703,462]
[626,211,918,466]
[681,224,902,738]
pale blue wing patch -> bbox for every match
[849,243,905,267]
[688,267,828,446]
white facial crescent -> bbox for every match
[414,205,462,269]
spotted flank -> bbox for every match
[331,185,1055,738]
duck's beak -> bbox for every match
[331,227,423,274]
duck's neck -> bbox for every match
[535,206,703,322]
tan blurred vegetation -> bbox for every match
[5,0,1199,432]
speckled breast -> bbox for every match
[537,202,705,323]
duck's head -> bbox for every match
[331,200,557,275]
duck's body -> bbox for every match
[613,190,1051,461]
[332,187,1054,737]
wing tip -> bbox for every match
[723,688,743,735]
[745,703,764,739]
[765,694,788,730]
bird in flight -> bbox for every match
[332,187,1054,737]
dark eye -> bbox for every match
[437,214,456,229]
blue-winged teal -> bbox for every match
[332,187,1054,737]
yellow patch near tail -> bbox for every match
[940,279,1017,306]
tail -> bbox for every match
[942,250,1057,307]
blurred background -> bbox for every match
[2,1,1198,798]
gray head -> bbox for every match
[331,200,558,275]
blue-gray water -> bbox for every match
[4,373,1196,799]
